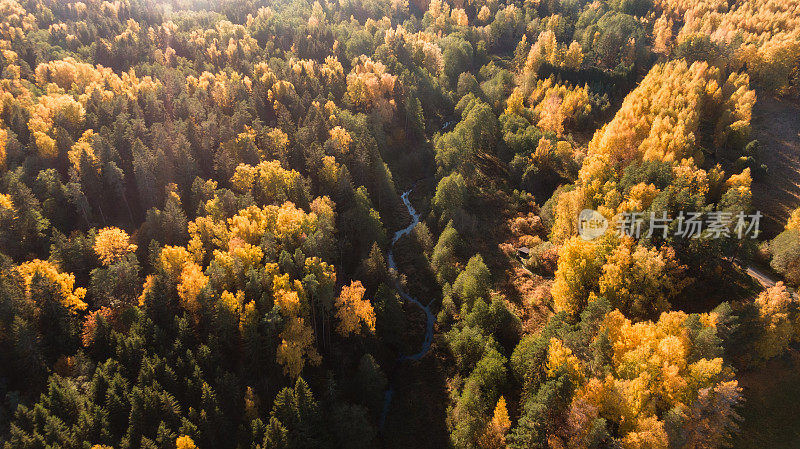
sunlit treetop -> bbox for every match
[94,226,137,266]
[16,259,88,313]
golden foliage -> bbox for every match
[226,206,272,246]
[82,307,113,347]
[346,56,397,113]
[451,8,469,26]
[652,14,673,55]
[68,129,98,173]
[584,60,752,175]
[550,188,588,243]
[525,31,583,72]
[219,290,243,316]
[231,160,306,206]
[0,126,7,169]
[551,237,605,314]
[34,57,161,101]
[753,282,799,362]
[187,212,227,253]
[0,193,13,212]
[0,0,36,41]
[177,262,209,315]
[384,26,443,74]
[619,416,668,449]
[335,280,376,336]
[528,77,591,137]
[478,396,511,449]
[265,127,290,161]
[186,200,320,270]
[602,309,725,406]
[426,0,453,31]
[328,126,352,154]
[551,60,755,235]
[661,0,800,93]
[16,259,87,313]
[504,88,525,116]
[570,309,738,446]
[598,236,686,319]
[477,5,492,23]
[269,268,324,378]
[277,316,321,378]
[94,227,137,265]
[785,207,800,231]
[175,435,197,449]
[617,183,660,213]
[547,337,585,383]
[537,94,566,137]
[139,274,155,306]
[563,42,584,69]
[159,245,192,282]
[187,70,251,109]
[274,273,302,315]
[28,88,85,158]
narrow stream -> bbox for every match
[379,189,436,429]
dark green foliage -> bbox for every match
[508,369,577,449]
[331,403,377,449]
[0,171,51,260]
[432,172,468,226]
[374,283,406,352]
[270,378,330,449]
[672,34,727,67]
[341,186,388,268]
[353,354,388,415]
[452,254,491,313]
[575,10,647,71]
[431,221,463,284]
[440,37,474,87]
[771,229,800,285]
[435,97,500,180]
[89,254,142,308]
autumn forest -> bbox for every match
[0,0,800,447]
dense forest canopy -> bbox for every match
[0,0,799,448]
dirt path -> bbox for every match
[745,264,777,288]
[750,94,800,238]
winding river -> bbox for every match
[379,189,436,429]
